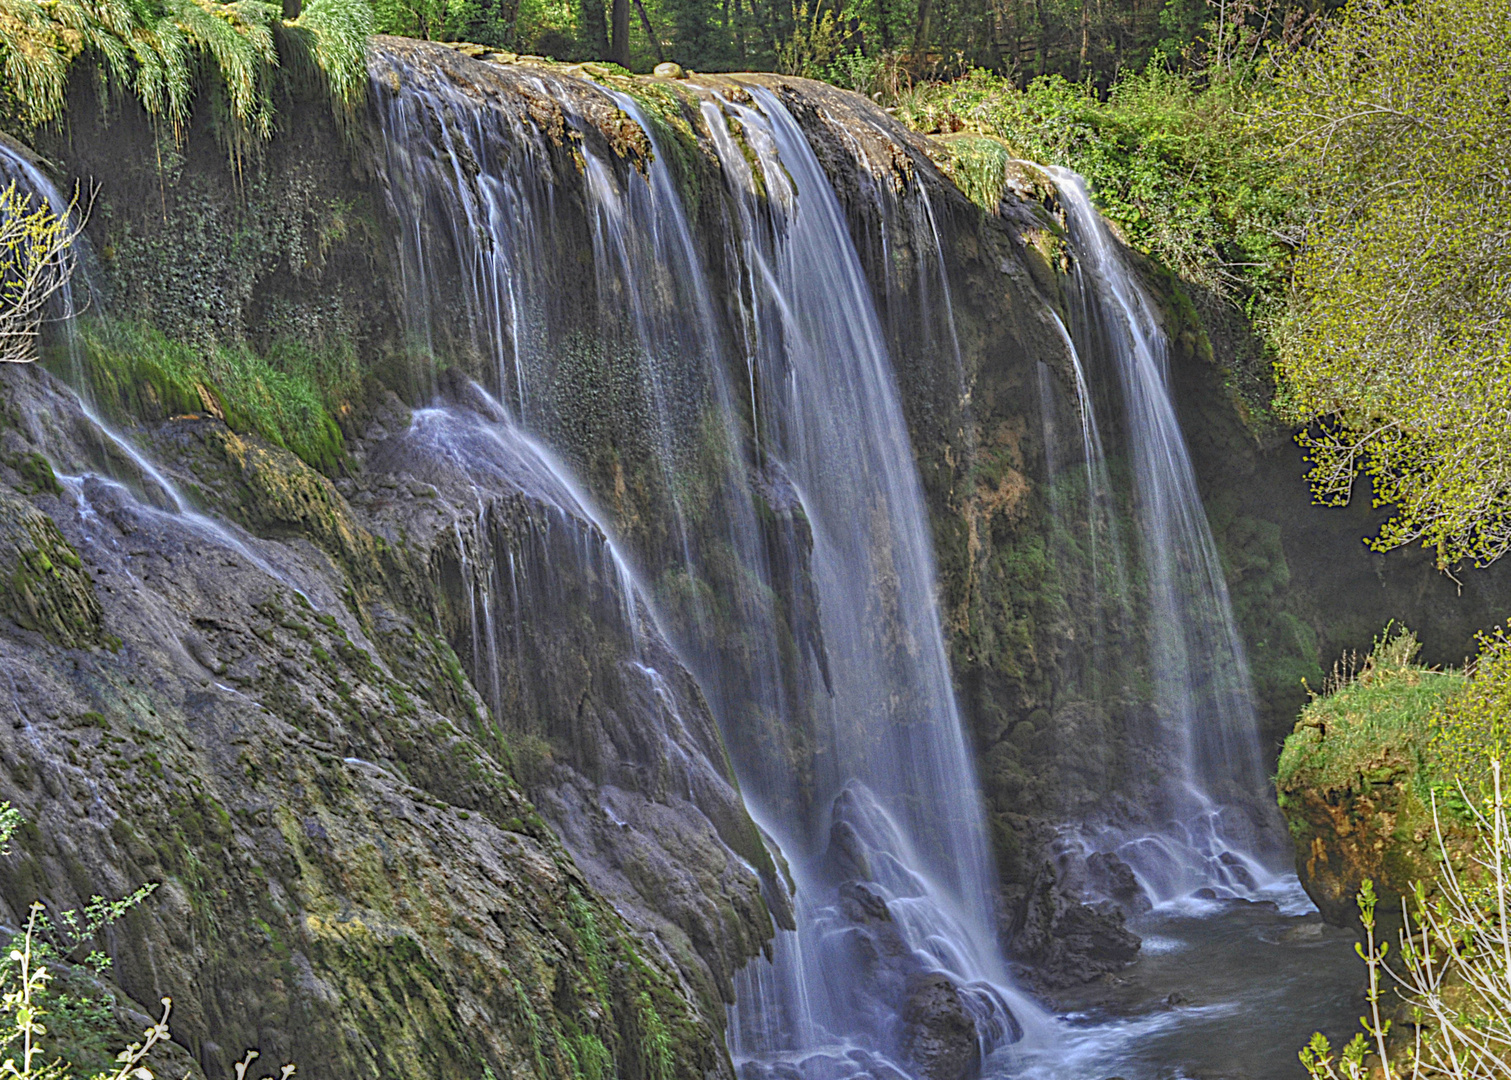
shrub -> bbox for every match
[0,183,88,365]
[894,63,1291,316]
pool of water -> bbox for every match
[995,893,1366,1079]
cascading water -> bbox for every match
[1035,310,1132,703]
[1047,168,1293,905]
[703,85,1042,1074]
[372,53,1040,1078]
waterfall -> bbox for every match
[1047,168,1291,905]
[373,51,1041,1078]
[0,141,315,601]
[705,85,1045,1073]
[1035,310,1132,702]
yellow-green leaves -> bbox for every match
[0,0,373,137]
[0,181,86,365]
[1258,0,1511,568]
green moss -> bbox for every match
[0,492,103,648]
[1277,660,1465,798]
[634,990,674,1080]
[61,317,352,475]
[11,452,61,496]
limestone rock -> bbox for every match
[898,971,982,1080]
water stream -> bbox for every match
[1,64,1370,1080]
[1048,169,1293,906]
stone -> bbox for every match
[654,61,685,78]
[898,971,982,1080]
[1086,851,1151,915]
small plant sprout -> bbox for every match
[1300,879,1394,1080]
[233,1050,295,1080]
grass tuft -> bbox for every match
[65,317,355,475]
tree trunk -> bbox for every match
[1079,0,1090,79]
[1033,0,1048,75]
[912,0,933,64]
[632,0,664,61]
[582,0,609,57]
[611,0,630,66]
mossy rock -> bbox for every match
[1276,653,1469,929]
[0,490,103,648]
[169,419,380,580]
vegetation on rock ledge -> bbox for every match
[0,0,372,136]
[61,318,356,475]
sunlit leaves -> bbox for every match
[0,0,372,136]
[1259,0,1511,567]
[0,182,87,365]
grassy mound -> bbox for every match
[1277,628,1466,801]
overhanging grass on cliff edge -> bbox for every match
[1277,627,1466,804]
[0,0,373,138]
[61,317,355,475]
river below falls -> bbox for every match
[996,889,1366,1079]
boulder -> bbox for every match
[898,972,981,1080]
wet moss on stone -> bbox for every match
[0,491,103,648]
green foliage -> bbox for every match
[0,808,160,1079]
[0,886,157,1078]
[1258,0,1511,568]
[69,318,352,474]
[1430,629,1511,808]
[773,1,848,76]
[1299,878,1393,1080]
[0,0,372,137]
[1277,625,1466,798]
[896,63,1290,312]
[633,991,672,1080]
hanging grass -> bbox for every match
[0,0,373,137]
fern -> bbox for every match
[0,0,371,137]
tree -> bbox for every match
[1258,0,1511,569]
[0,183,86,366]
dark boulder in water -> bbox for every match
[898,971,983,1080]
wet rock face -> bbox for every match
[809,791,1021,1076]
[898,972,981,1080]
[0,363,767,1080]
[1007,850,1142,992]
[5,37,1345,1070]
